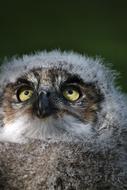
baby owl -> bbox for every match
[0,51,127,189]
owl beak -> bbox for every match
[35,91,52,118]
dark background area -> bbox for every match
[0,0,127,92]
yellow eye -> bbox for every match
[18,88,33,102]
[63,87,80,101]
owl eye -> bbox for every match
[17,87,34,102]
[62,86,80,102]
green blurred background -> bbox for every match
[0,0,127,92]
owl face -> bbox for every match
[0,66,102,142]
[0,51,126,143]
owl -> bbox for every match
[0,51,127,189]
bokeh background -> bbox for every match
[0,0,127,92]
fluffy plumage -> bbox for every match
[0,139,127,190]
[0,50,127,189]
[0,50,127,143]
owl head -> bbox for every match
[0,51,127,143]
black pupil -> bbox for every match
[24,90,29,95]
[67,89,73,94]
